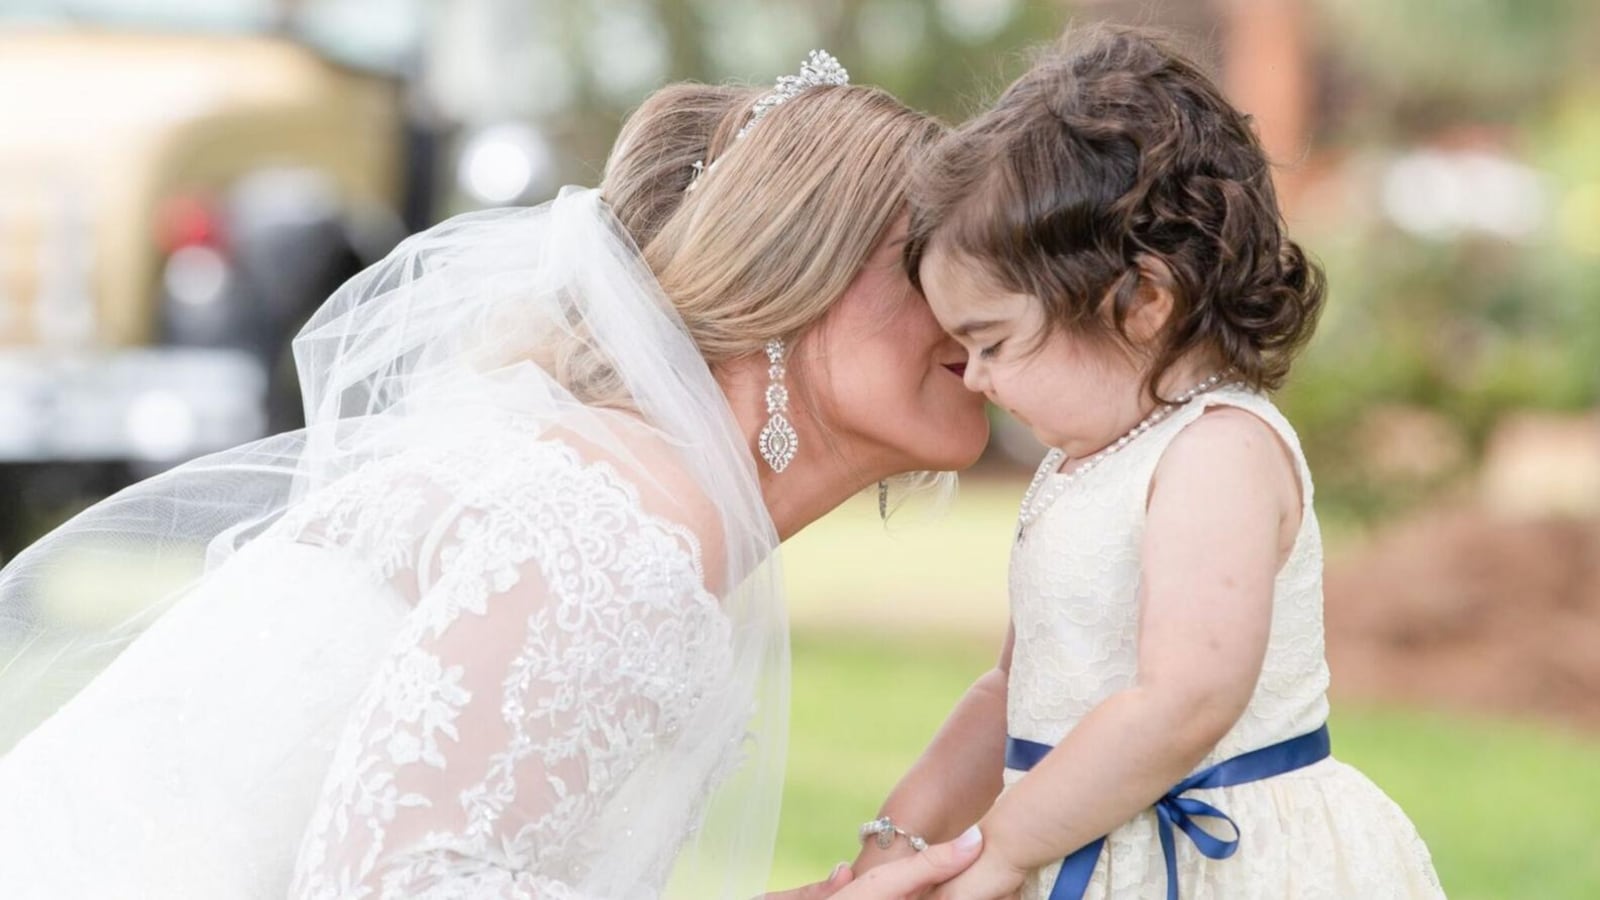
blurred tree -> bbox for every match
[1309,0,1594,139]
[485,0,1070,179]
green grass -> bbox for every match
[772,633,996,890]
[1331,707,1600,899]
[773,631,1600,899]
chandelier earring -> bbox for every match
[758,339,799,473]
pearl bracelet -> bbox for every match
[859,815,928,852]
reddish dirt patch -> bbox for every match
[1325,509,1600,730]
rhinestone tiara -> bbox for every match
[686,49,849,191]
[736,49,850,140]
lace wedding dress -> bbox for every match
[0,189,786,899]
[1003,387,1445,900]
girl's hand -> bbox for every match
[926,847,1027,900]
[766,826,984,900]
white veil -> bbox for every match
[0,186,787,897]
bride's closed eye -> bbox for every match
[979,341,1003,359]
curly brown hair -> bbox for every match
[906,24,1325,399]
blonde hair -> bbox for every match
[592,79,958,513]
[602,80,946,364]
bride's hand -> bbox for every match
[765,827,983,900]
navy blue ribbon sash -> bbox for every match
[1004,725,1331,900]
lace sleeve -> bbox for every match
[285,441,732,899]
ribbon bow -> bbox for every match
[1006,725,1331,900]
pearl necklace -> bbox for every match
[1015,372,1230,543]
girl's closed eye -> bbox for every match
[978,341,1003,360]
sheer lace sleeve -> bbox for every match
[284,437,734,899]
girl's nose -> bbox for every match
[962,358,986,394]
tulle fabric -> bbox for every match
[0,187,787,898]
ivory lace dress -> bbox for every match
[1002,387,1446,899]
[0,417,747,899]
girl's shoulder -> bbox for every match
[1156,401,1299,480]
[1147,391,1310,528]
[1152,388,1307,472]
[1169,400,1296,462]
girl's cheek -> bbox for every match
[992,370,1020,408]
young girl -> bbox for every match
[852,26,1445,900]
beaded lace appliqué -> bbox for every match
[277,424,735,898]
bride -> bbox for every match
[0,52,991,898]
